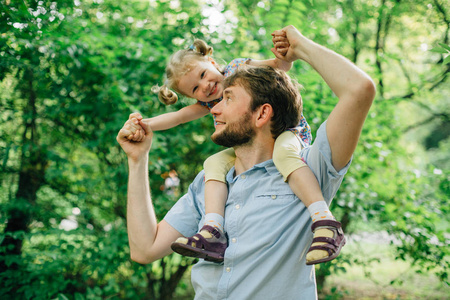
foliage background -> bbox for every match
[0,0,449,299]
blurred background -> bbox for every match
[0,0,449,299]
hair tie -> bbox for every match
[207,56,216,65]
[188,44,196,51]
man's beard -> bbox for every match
[211,112,254,147]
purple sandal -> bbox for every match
[171,225,227,263]
[306,219,346,265]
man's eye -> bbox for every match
[226,97,232,101]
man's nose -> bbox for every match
[210,99,223,115]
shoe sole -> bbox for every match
[171,242,224,263]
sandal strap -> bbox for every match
[311,236,339,247]
[201,225,222,239]
[307,244,335,255]
[185,225,224,250]
[185,232,209,249]
[311,219,343,232]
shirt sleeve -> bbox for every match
[164,171,206,237]
[301,120,352,204]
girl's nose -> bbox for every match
[201,79,209,93]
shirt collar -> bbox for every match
[226,159,279,183]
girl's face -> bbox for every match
[177,60,225,102]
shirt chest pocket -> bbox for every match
[245,189,302,229]
[254,188,299,205]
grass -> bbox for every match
[320,234,449,299]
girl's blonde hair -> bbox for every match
[154,39,216,105]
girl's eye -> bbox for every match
[201,71,205,79]
[193,86,198,93]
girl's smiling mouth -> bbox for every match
[209,83,218,97]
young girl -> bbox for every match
[127,38,346,265]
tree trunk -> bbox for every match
[146,256,192,300]
[0,69,47,272]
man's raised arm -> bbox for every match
[272,26,376,171]
[117,115,182,264]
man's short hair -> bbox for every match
[223,65,302,138]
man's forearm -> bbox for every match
[126,157,158,263]
[297,32,376,171]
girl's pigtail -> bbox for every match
[192,39,213,56]
[152,84,178,105]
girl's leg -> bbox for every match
[203,180,227,230]
[171,148,236,263]
[273,131,345,265]
[287,167,341,264]
[203,148,236,233]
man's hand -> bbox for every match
[117,113,153,162]
[271,32,289,57]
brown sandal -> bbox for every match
[306,219,346,265]
[171,225,227,263]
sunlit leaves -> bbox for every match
[1,0,449,298]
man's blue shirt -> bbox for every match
[164,121,351,300]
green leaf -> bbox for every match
[56,294,70,300]
[443,55,450,65]
[438,43,450,51]
[429,47,449,54]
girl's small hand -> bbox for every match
[129,112,143,122]
[129,125,146,143]
[272,26,312,63]
[271,32,290,57]
[125,115,145,142]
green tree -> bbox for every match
[1,0,448,299]
[0,0,210,298]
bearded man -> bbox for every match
[117,25,376,299]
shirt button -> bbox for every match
[226,267,231,272]
[235,204,240,210]
[271,195,277,199]
[241,174,246,179]
[231,238,237,243]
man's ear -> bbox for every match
[255,103,273,128]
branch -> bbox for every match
[430,64,450,91]
[342,0,361,63]
[375,0,403,98]
[403,112,449,132]
[433,0,449,45]
[388,64,449,101]
[375,0,388,97]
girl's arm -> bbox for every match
[248,35,293,72]
[248,58,292,72]
[142,102,210,131]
